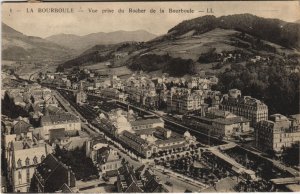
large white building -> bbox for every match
[255,114,300,154]
[167,87,205,114]
[6,132,52,192]
[220,89,268,126]
[182,109,250,138]
[40,113,81,140]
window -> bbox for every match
[17,159,22,168]
[18,171,22,184]
[33,156,38,165]
[25,157,30,166]
[26,168,30,183]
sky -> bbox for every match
[2,1,300,38]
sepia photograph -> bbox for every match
[1,1,300,193]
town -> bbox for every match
[1,67,299,193]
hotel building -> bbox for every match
[255,114,300,154]
[220,89,268,126]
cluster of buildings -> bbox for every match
[220,89,268,127]
[255,114,300,154]
[3,64,300,193]
[41,70,220,113]
[123,74,219,111]
[40,70,300,158]
[40,72,72,88]
[167,87,206,114]
[182,109,251,138]
[2,83,87,192]
[4,128,52,192]
[99,109,197,158]
[178,88,268,139]
[86,135,122,178]
[215,89,300,156]
[117,164,168,192]
[33,154,78,193]
[124,75,158,108]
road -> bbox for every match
[53,90,98,136]
[152,167,207,192]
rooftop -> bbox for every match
[121,131,148,145]
[117,164,143,192]
[41,113,79,125]
[213,116,250,125]
[130,118,163,127]
[135,128,157,136]
[96,147,120,165]
[35,154,76,191]
[13,120,32,135]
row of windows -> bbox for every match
[158,141,185,148]
[221,104,268,111]
[103,162,119,171]
[132,124,153,130]
[17,155,45,168]
[18,168,31,185]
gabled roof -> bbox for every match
[130,118,164,127]
[117,164,144,192]
[90,135,107,148]
[213,116,250,125]
[96,147,119,165]
[135,128,156,135]
[41,113,79,125]
[144,177,168,193]
[13,120,32,135]
[135,165,147,178]
[125,181,143,193]
[49,128,66,144]
[35,154,76,192]
[46,105,64,115]
[59,183,73,193]
[122,131,148,145]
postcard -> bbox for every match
[1,1,300,193]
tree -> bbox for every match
[282,143,300,166]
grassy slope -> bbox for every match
[59,28,299,76]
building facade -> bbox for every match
[220,89,268,126]
[167,88,205,114]
[255,114,300,154]
[40,113,81,140]
[6,134,51,192]
[86,136,122,178]
[182,109,250,138]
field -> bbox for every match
[145,28,240,61]
[83,62,133,77]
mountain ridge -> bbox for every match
[2,23,76,61]
[45,30,157,51]
[167,14,300,49]
[57,14,300,76]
